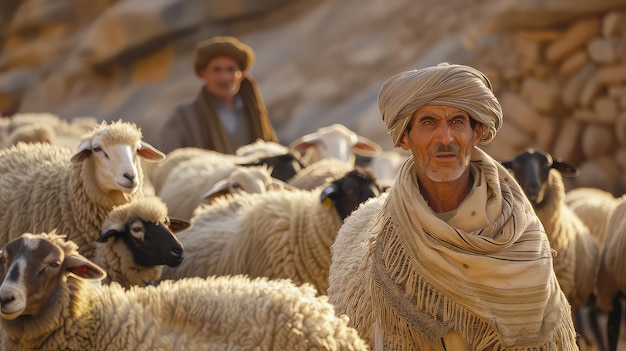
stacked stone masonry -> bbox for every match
[479,9,626,195]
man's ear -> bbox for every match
[397,132,410,150]
[472,123,483,145]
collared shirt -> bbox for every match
[215,94,245,135]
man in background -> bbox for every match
[160,36,278,154]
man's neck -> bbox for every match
[417,172,472,213]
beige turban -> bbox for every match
[378,63,503,146]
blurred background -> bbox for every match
[0,0,625,194]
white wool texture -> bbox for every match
[161,188,343,294]
[1,274,368,350]
[565,187,619,247]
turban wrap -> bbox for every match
[378,63,503,146]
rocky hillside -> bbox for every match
[1,0,625,193]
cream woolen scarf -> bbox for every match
[370,147,577,350]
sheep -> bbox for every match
[158,159,289,221]
[0,120,166,260]
[327,192,387,347]
[287,157,355,191]
[289,123,382,166]
[595,198,626,351]
[502,148,602,349]
[160,167,382,295]
[565,187,622,247]
[3,112,99,150]
[94,196,189,288]
[148,141,305,194]
[5,123,56,147]
[0,232,369,351]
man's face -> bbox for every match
[398,105,482,183]
[198,55,244,100]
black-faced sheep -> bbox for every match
[0,232,368,351]
[502,148,602,349]
[160,167,382,295]
[94,196,189,288]
[0,120,165,259]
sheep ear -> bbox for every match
[552,158,579,177]
[201,179,229,203]
[138,141,166,162]
[289,138,319,153]
[71,140,92,164]
[65,254,107,281]
[352,135,382,157]
[96,228,120,243]
[169,218,192,234]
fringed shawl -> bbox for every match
[370,147,578,350]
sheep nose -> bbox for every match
[123,172,136,182]
[0,295,15,306]
[171,248,183,259]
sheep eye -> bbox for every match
[49,261,60,268]
[231,182,242,189]
[93,146,102,152]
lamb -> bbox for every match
[0,232,369,351]
[289,123,382,165]
[160,167,382,295]
[0,120,165,259]
[595,198,626,351]
[565,187,621,247]
[94,196,189,288]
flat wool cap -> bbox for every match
[194,36,255,76]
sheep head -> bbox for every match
[97,197,188,269]
[70,121,165,196]
[501,148,578,206]
[0,232,105,321]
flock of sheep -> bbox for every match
[0,113,625,351]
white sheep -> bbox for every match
[158,158,287,221]
[0,232,368,351]
[0,120,165,259]
[5,123,56,147]
[160,168,382,295]
[595,198,626,351]
[289,123,382,166]
[288,157,355,190]
[565,187,621,247]
[501,149,600,310]
[94,196,189,288]
[327,193,385,347]
[4,112,99,150]
[148,141,304,195]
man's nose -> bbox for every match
[433,123,454,144]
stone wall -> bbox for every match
[477,9,626,194]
